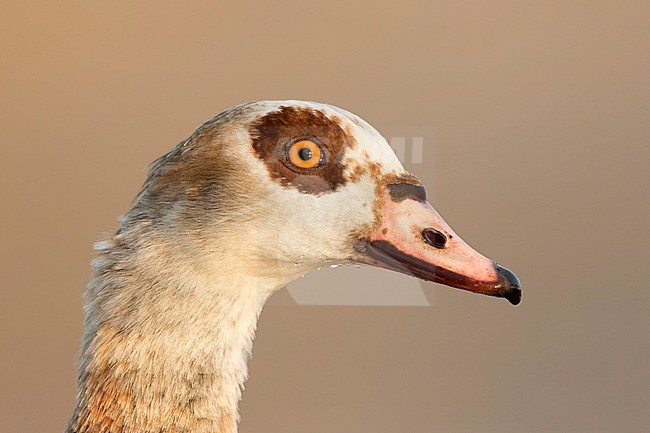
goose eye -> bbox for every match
[287,140,323,169]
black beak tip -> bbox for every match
[495,265,522,305]
[505,287,522,305]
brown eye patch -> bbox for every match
[249,106,356,195]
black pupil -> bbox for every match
[298,147,313,161]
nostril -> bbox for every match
[422,228,447,249]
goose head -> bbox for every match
[136,100,521,304]
[69,100,522,433]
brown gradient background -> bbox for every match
[1,2,649,432]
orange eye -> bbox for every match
[287,140,323,169]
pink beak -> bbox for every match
[354,183,521,305]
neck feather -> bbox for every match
[67,235,281,433]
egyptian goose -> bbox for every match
[66,100,521,433]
